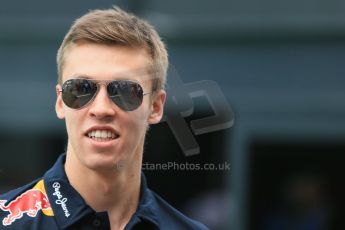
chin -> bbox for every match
[83,152,125,172]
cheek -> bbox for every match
[129,99,152,123]
[125,116,146,132]
[64,111,81,136]
[121,111,149,137]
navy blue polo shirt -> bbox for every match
[0,154,208,229]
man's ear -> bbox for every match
[148,89,166,124]
[55,84,65,120]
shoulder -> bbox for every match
[151,190,209,230]
[0,178,56,228]
[0,178,42,201]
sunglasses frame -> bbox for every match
[59,78,152,111]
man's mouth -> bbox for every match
[87,130,119,142]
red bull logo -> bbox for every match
[0,180,53,226]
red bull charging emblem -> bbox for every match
[0,183,53,226]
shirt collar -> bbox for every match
[132,173,160,227]
[43,153,160,229]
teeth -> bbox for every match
[87,130,118,140]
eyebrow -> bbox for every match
[66,67,154,83]
[71,75,134,81]
[71,74,93,79]
[67,75,143,85]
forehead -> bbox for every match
[61,42,153,83]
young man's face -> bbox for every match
[55,43,165,171]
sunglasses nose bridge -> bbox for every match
[87,83,117,116]
[96,82,108,87]
[93,82,111,100]
[96,82,113,99]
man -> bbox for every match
[0,7,208,230]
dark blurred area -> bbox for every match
[250,141,345,230]
[1,0,345,229]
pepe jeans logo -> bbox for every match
[52,182,71,218]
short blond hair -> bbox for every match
[57,6,168,91]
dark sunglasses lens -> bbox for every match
[62,79,97,109]
[107,81,144,111]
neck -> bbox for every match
[64,147,143,229]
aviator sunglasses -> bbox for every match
[60,78,152,111]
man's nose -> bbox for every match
[88,85,116,119]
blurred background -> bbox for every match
[1,0,345,229]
